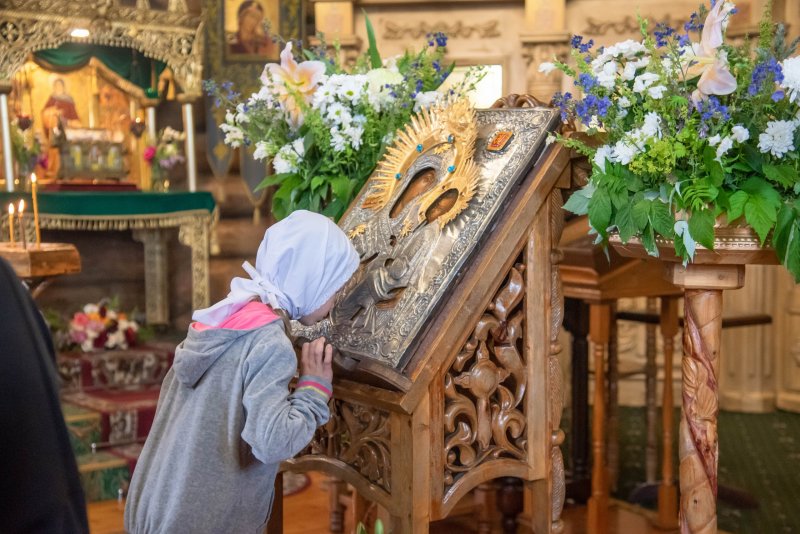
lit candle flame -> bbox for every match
[18,199,25,213]
[31,173,37,184]
[8,203,14,215]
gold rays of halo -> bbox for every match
[360,96,480,229]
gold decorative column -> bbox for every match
[520,0,569,103]
[178,94,198,192]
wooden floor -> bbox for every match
[88,473,695,533]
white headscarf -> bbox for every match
[192,210,360,325]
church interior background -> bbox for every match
[1,0,799,532]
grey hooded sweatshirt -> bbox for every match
[124,320,330,534]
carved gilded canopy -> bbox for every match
[0,0,204,98]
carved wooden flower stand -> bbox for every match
[611,226,778,534]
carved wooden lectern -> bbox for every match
[275,95,584,533]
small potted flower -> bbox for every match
[143,127,186,192]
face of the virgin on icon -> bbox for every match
[240,9,263,33]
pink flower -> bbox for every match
[70,330,87,344]
[261,42,326,129]
[686,1,738,103]
[143,146,157,163]
[87,320,106,334]
[71,312,90,328]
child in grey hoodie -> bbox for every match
[124,210,360,534]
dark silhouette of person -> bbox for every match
[0,257,89,533]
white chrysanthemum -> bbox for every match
[594,145,613,172]
[613,140,639,165]
[345,125,365,150]
[633,72,660,93]
[220,123,244,147]
[273,142,302,174]
[336,74,367,105]
[648,85,667,99]
[758,120,797,158]
[330,130,348,153]
[253,141,270,161]
[731,125,750,143]
[539,62,557,75]
[366,68,403,111]
[326,102,352,126]
[780,57,800,103]
[414,91,442,112]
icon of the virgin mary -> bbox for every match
[43,78,80,126]
[228,0,278,57]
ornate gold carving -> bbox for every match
[383,20,500,40]
[348,224,366,239]
[364,98,480,231]
[309,399,392,492]
[443,259,527,488]
[0,1,204,97]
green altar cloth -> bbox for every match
[0,192,215,216]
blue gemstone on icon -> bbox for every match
[447,165,455,172]
[395,173,402,179]
[416,144,423,152]
[448,134,454,143]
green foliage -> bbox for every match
[363,11,383,70]
[356,520,384,534]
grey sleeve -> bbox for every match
[240,335,330,465]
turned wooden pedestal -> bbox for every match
[612,227,778,534]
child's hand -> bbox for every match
[300,337,333,383]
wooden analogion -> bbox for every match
[269,96,586,533]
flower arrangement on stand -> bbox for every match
[143,127,186,192]
[542,1,800,281]
[47,298,150,353]
[10,119,43,181]
[205,20,484,220]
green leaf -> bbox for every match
[641,224,658,257]
[303,132,316,154]
[650,201,675,238]
[631,199,650,229]
[363,11,383,69]
[727,190,749,222]
[688,209,715,250]
[608,186,628,210]
[330,176,351,201]
[740,177,782,205]
[273,175,302,201]
[375,519,384,534]
[587,188,612,234]
[255,172,293,191]
[563,188,591,215]
[744,194,778,245]
[773,203,795,260]
[615,203,637,242]
[703,146,724,186]
[310,175,326,191]
[763,163,798,188]
[742,144,764,173]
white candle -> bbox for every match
[31,173,40,247]
[8,203,14,245]
[17,199,26,249]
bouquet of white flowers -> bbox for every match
[543,1,800,281]
[206,20,483,220]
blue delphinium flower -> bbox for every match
[432,60,441,72]
[684,12,704,33]
[571,35,594,53]
[575,94,611,124]
[434,32,448,47]
[415,79,424,92]
[749,58,784,96]
[654,23,676,48]
[552,91,573,121]
[772,90,786,102]
[576,73,598,92]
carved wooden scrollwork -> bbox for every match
[309,399,392,493]
[443,258,528,487]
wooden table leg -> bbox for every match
[645,297,659,485]
[587,303,611,534]
[606,302,619,493]
[657,296,679,529]
[564,298,591,503]
[668,264,745,534]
